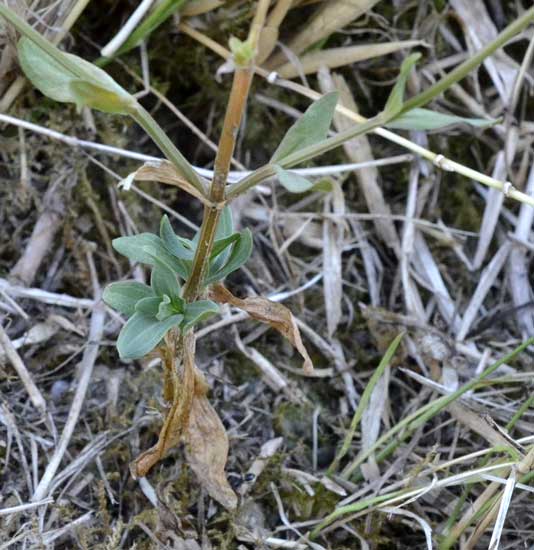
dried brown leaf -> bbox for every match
[130,334,195,479]
[122,160,209,205]
[184,369,237,510]
[210,284,314,374]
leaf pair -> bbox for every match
[113,209,252,287]
[271,92,339,194]
[103,259,218,359]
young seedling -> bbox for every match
[2,1,532,510]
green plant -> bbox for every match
[2,1,533,511]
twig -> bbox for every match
[32,249,105,502]
[0,324,47,413]
[0,278,94,309]
[0,498,54,517]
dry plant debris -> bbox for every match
[0,0,534,548]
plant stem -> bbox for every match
[182,68,253,302]
[131,103,206,195]
[182,0,270,301]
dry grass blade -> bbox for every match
[210,283,314,374]
[472,152,507,269]
[276,41,424,79]
[256,0,293,64]
[322,182,345,337]
[509,163,534,339]
[318,69,399,249]
[450,0,518,102]
[487,469,516,550]
[265,0,381,69]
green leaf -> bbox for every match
[112,233,189,279]
[102,281,154,317]
[274,166,314,193]
[312,179,334,193]
[386,108,498,130]
[182,300,220,332]
[150,257,182,299]
[205,229,253,284]
[214,206,234,240]
[135,296,161,316]
[156,294,177,321]
[160,215,195,260]
[69,80,133,114]
[17,36,134,114]
[117,312,183,359]
[211,233,241,259]
[229,36,255,66]
[383,53,421,118]
[270,92,339,163]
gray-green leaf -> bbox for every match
[156,295,177,321]
[206,229,253,284]
[383,53,421,118]
[135,296,162,316]
[386,108,497,130]
[160,215,195,260]
[150,258,182,300]
[271,92,339,163]
[274,166,314,193]
[117,312,183,359]
[112,233,189,279]
[214,206,234,240]
[17,37,134,114]
[103,281,154,317]
[182,300,220,332]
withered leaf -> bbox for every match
[184,369,237,510]
[121,160,209,205]
[210,284,313,374]
[130,334,196,479]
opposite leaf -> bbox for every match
[383,52,421,118]
[151,257,183,300]
[386,108,497,130]
[103,281,154,317]
[274,166,314,193]
[160,215,195,261]
[214,206,234,241]
[205,229,253,285]
[117,312,183,359]
[271,92,339,163]
[112,233,190,279]
[182,300,220,332]
[210,284,314,374]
